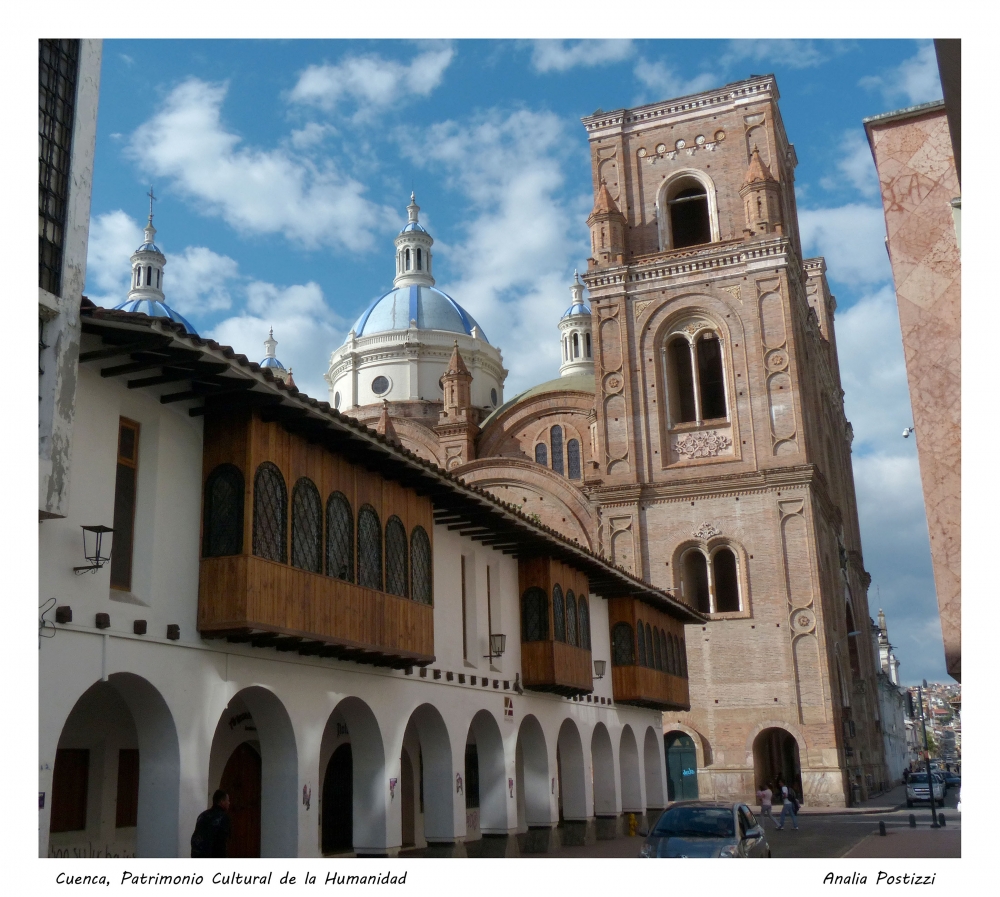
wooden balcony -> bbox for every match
[611,665,689,711]
[521,640,593,697]
[198,555,434,668]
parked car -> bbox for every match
[944,771,961,789]
[906,772,945,807]
[933,771,948,794]
[639,801,771,858]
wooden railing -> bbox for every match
[198,555,434,666]
[521,640,593,697]
[611,664,689,710]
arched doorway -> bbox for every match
[467,710,506,835]
[556,719,586,822]
[46,674,179,858]
[664,731,699,800]
[642,727,666,810]
[515,715,549,831]
[400,749,415,848]
[619,726,642,812]
[591,723,616,816]
[752,727,802,801]
[400,704,454,846]
[220,742,261,857]
[322,744,353,855]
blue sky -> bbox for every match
[84,38,948,683]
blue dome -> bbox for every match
[561,301,591,319]
[399,221,427,234]
[351,285,489,343]
[136,241,162,253]
[259,356,285,370]
[114,298,196,335]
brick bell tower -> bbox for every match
[580,75,884,807]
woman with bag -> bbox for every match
[775,777,799,830]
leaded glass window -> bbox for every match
[679,635,688,677]
[645,623,654,669]
[636,618,647,666]
[357,504,383,590]
[326,491,353,582]
[253,462,287,563]
[666,631,675,675]
[534,443,547,466]
[411,526,432,605]
[565,590,577,647]
[521,588,548,642]
[385,515,409,598]
[653,628,662,670]
[567,439,581,480]
[291,477,322,573]
[203,464,244,557]
[550,425,564,475]
[578,597,591,650]
[611,622,634,666]
[552,584,565,642]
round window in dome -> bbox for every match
[372,375,390,396]
[334,392,341,409]
[490,388,498,407]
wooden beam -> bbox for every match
[101,349,203,377]
[79,335,172,362]
[127,362,229,389]
[160,378,256,404]
[189,391,284,416]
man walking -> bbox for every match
[775,777,799,831]
[191,790,232,858]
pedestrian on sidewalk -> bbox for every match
[775,778,799,830]
[756,782,777,828]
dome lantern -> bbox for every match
[393,192,435,288]
[558,271,594,378]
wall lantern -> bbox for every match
[485,632,506,663]
[73,525,114,574]
[593,659,607,680]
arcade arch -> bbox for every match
[751,727,802,801]
[514,715,549,831]
[619,725,642,813]
[591,723,617,816]
[556,719,587,822]
[642,726,665,810]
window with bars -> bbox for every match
[666,632,675,674]
[385,516,409,598]
[653,627,663,670]
[202,464,244,557]
[552,584,565,642]
[578,597,591,650]
[325,492,354,582]
[636,618,647,666]
[521,587,548,642]
[678,634,688,678]
[565,590,577,647]
[611,622,634,666]
[645,623,654,669]
[39,39,79,295]
[357,504,383,591]
[411,526,432,605]
[252,462,287,563]
[291,478,322,573]
[534,443,547,466]
[550,425,564,475]
[567,439,581,480]
[110,418,140,591]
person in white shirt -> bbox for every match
[755,782,777,828]
[775,777,799,830]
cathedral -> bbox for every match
[325,75,886,807]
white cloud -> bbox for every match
[720,39,827,70]
[859,41,942,107]
[168,247,239,315]
[209,280,346,401]
[288,121,336,151]
[125,78,396,253]
[400,108,588,393]
[288,44,454,113]
[85,210,143,306]
[798,203,891,287]
[820,129,879,198]
[530,40,634,73]
[632,58,718,106]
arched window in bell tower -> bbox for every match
[668,338,697,423]
[697,334,726,420]
[664,324,729,430]
[416,248,422,270]
[669,185,711,247]
[405,248,411,271]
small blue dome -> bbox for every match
[351,285,489,343]
[114,298,196,335]
[259,355,285,370]
[136,241,162,253]
[399,221,427,234]
[561,301,591,319]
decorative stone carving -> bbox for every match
[765,349,788,372]
[637,147,647,157]
[633,299,653,320]
[693,522,721,539]
[603,372,624,393]
[673,430,733,459]
[722,285,742,303]
[791,607,816,634]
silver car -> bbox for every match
[906,772,944,807]
[638,801,771,858]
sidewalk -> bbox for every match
[844,828,960,858]
[797,784,907,816]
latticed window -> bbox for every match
[534,443,547,466]
[410,526,432,605]
[550,425,564,475]
[636,618,647,666]
[521,587,548,642]
[653,628,663,670]
[552,584,565,642]
[291,478,322,573]
[326,492,353,581]
[39,39,79,295]
[611,622,634,666]
[567,439,581,480]
[578,597,591,650]
[385,515,409,598]
[253,462,287,563]
[565,590,577,647]
[357,504,383,590]
[678,634,688,677]
[645,623,654,669]
[203,464,244,557]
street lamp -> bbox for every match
[73,525,114,574]
[485,632,506,663]
[917,679,940,828]
[593,659,606,680]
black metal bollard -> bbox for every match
[939,814,946,826]
[909,814,916,828]
[878,821,886,836]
